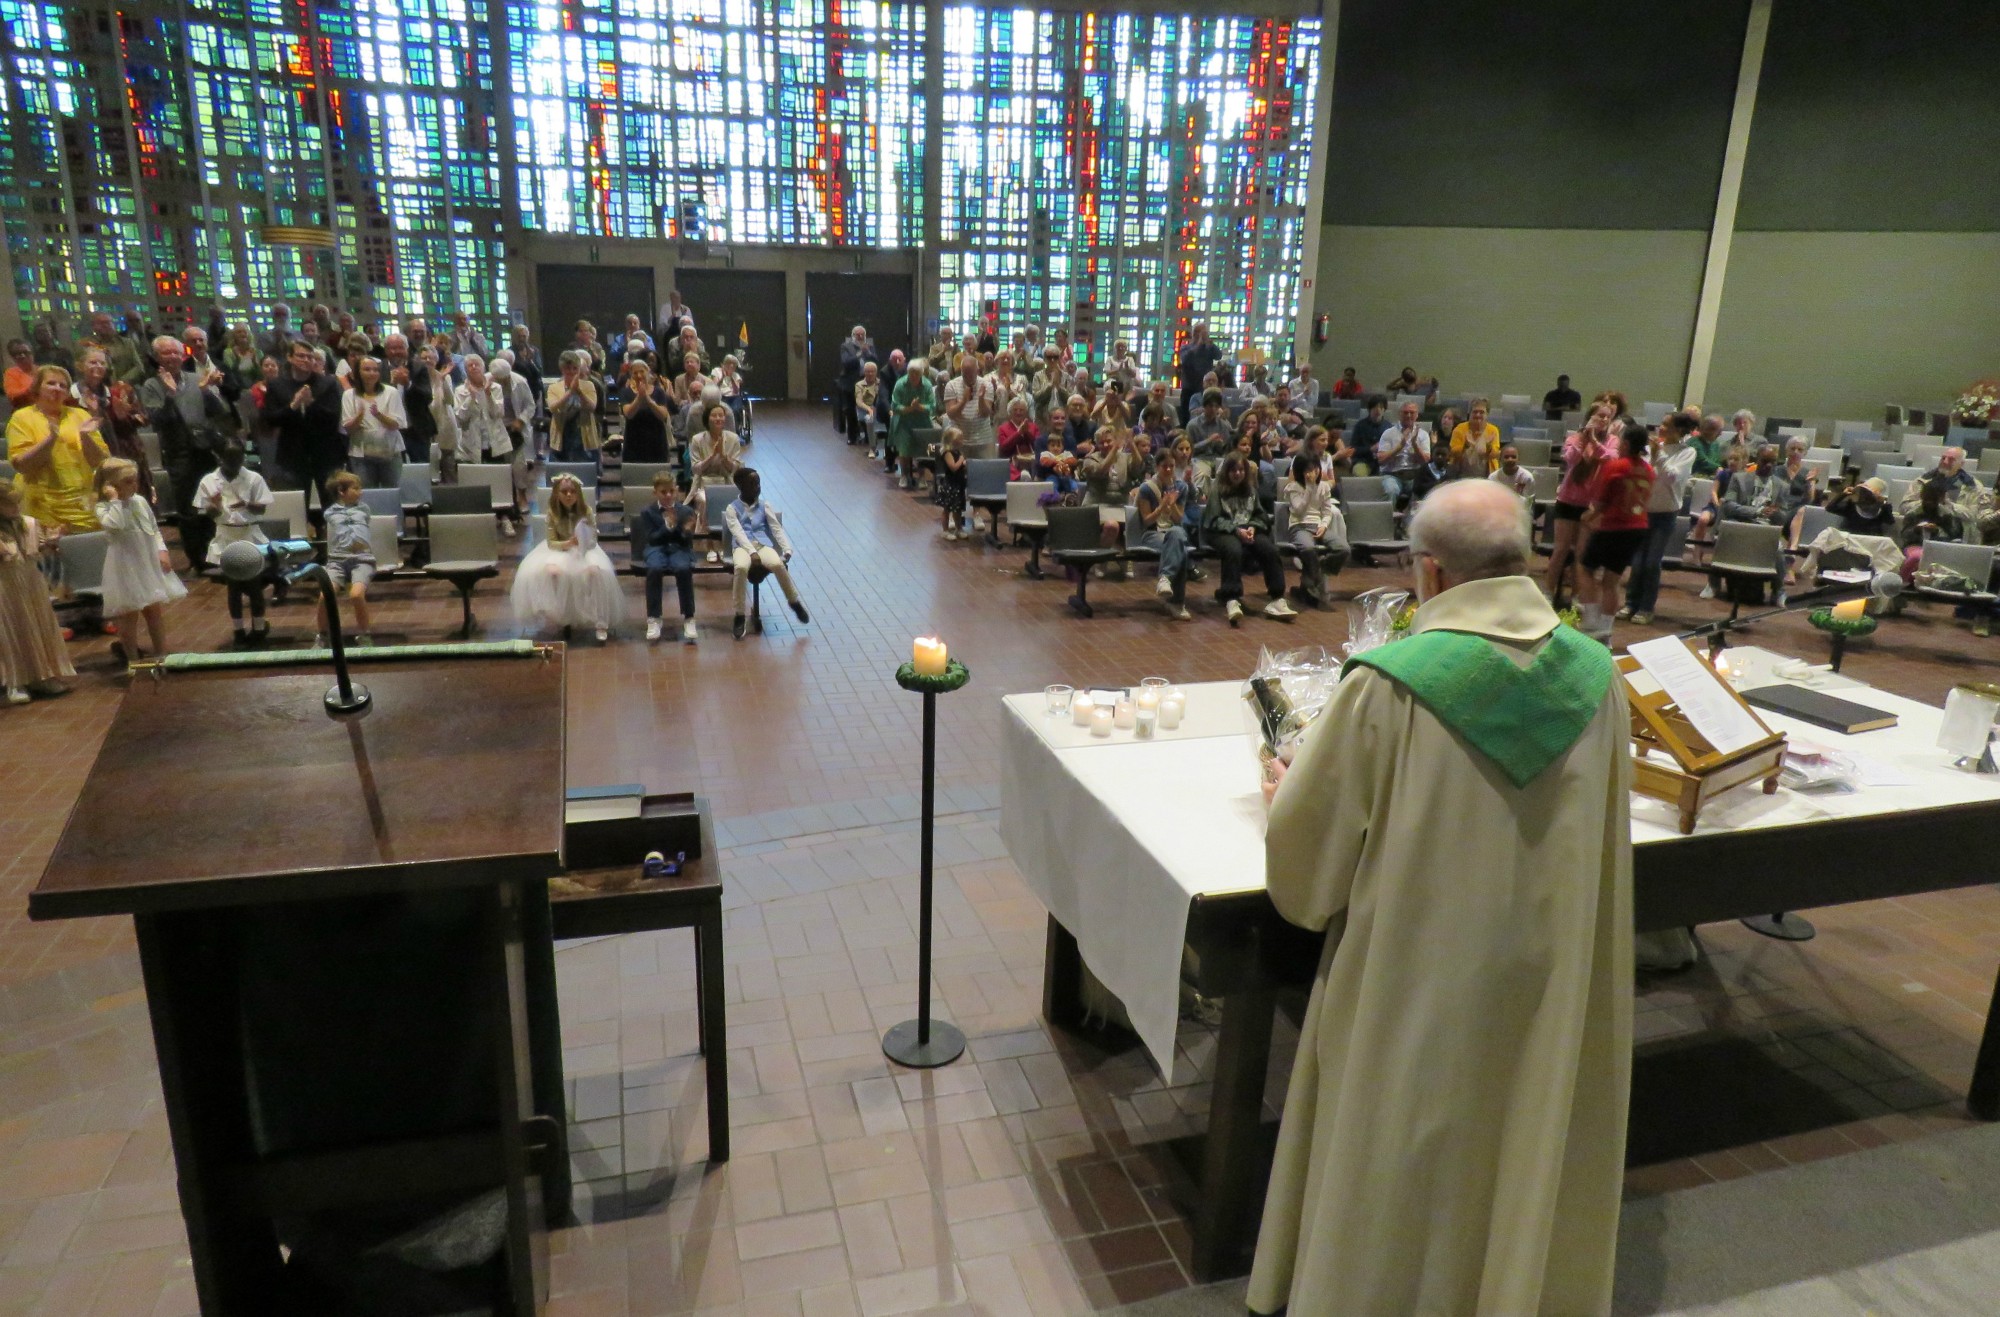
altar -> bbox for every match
[999,647,2000,1278]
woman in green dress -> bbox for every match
[888,359,936,490]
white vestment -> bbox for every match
[1249,574,1633,1316]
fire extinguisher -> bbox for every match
[1313,312,1330,348]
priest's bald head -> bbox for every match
[1408,480,1533,599]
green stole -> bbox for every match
[1342,626,1614,788]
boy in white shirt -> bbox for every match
[195,441,274,641]
[1489,445,1537,499]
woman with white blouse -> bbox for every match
[340,355,408,489]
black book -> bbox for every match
[1740,685,1898,734]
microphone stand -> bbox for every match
[288,562,371,714]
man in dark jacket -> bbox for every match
[260,339,345,497]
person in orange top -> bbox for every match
[1447,396,1503,478]
[3,339,35,408]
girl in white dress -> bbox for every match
[93,456,185,662]
[510,473,622,642]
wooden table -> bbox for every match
[30,654,569,1315]
[1014,655,2000,1280]
[547,790,729,1163]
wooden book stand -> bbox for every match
[1617,647,1787,834]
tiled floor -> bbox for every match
[1,404,1996,1314]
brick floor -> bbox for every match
[0,403,1995,1313]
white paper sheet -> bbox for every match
[1626,635,1771,756]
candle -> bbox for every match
[1135,688,1161,713]
[1134,708,1157,740]
[1090,706,1115,737]
[1159,695,1185,730]
[1072,693,1095,727]
[1114,698,1136,729]
[1832,597,1867,621]
[912,636,948,677]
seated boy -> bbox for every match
[722,467,809,640]
[640,470,700,644]
[318,470,375,647]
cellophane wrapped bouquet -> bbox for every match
[1242,645,1344,768]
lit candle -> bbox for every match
[1090,705,1115,737]
[1135,688,1161,713]
[1832,597,1867,621]
[1072,692,1095,727]
[912,636,948,677]
[1114,697,1136,729]
[1133,708,1157,740]
[1159,694,1185,730]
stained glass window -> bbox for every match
[506,0,926,247]
[936,7,1319,373]
[0,1,1316,367]
[0,0,508,339]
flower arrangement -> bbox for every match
[1952,379,2000,427]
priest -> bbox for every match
[1250,479,1633,1316]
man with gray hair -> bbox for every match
[1252,477,1632,1317]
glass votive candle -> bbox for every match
[1090,705,1115,737]
[1134,687,1161,713]
[1159,693,1186,730]
[1140,676,1169,693]
[1045,684,1074,718]
[1072,692,1095,727]
[1133,708,1157,740]
[1114,697,1136,729]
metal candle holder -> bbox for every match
[882,658,970,1068]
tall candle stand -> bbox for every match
[883,657,970,1067]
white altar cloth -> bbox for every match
[999,646,2000,1073]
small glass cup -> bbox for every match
[1139,676,1170,693]
[1045,684,1075,718]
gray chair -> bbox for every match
[1801,458,1836,487]
[1510,438,1552,469]
[459,462,518,518]
[1343,501,1406,564]
[399,465,433,510]
[421,513,500,637]
[542,461,599,492]
[1855,450,1902,482]
[1686,477,1716,516]
[56,530,108,604]
[1708,521,1784,621]
[1804,446,1845,473]
[964,459,1012,544]
[1045,505,1121,618]
[1795,503,1838,544]
[1911,541,1998,634]
[1339,475,1390,503]
[1946,425,1991,448]
[619,462,676,511]
[0,459,13,484]
[1529,467,1563,506]
[359,487,403,525]
[1885,477,1915,508]
[1272,502,1347,583]
[1978,450,2000,477]
[1660,515,1695,572]
[429,483,491,516]
[1005,480,1052,578]
[268,490,310,538]
[1875,463,1923,486]
[1122,504,1159,563]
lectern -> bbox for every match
[30,652,569,1315]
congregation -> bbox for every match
[825,319,2000,640]
[4,295,1998,709]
